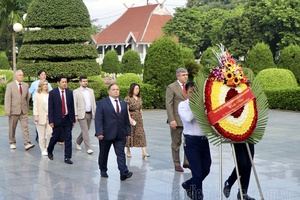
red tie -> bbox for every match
[182,83,187,98]
[61,90,66,115]
[19,83,22,95]
[115,99,120,116]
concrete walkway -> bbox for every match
[0,109,299,200]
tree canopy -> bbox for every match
[163,0,300,59]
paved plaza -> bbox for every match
[0,109,299,200]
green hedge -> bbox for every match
[97,83,156,109]
[23,28,90,43]
[0,83,6,105]
[265,88,300,111]
[116,73,142,86]
[18,44,98,60]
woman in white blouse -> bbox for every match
[33,80,52,156]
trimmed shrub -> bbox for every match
[102,50,120,74]
[277,44,300,83]
[143,36,184,108]
[18,0,100,80]
[121,50,142,74]
[245,42,276,75]
[0,52,10,70]
[116,73,142,86]
[264,88,300,111]
[256,68,298,90]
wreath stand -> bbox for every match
[219,141,264,200]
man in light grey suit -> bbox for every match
[5,70,35,150]
[166,68,189,172]
[73,75,96,154]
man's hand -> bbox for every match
[5,112,10,116]
[75,116,78,122]
[49,123,54,128]
[97,135,104,140]
[169,120,177,130]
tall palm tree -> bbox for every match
[0,0,31,69]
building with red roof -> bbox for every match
[92,4,172,64]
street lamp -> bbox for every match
[12,23,23,72]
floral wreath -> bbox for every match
[189,44,268,145]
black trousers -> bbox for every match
[227,143,255,194]
[184,136,212,200]
[98,137,128,176]
[47,116,73,159]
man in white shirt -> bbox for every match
[73,75,96,154]
[178,82,212,200]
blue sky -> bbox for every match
[83,0,186,27]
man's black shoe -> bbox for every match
[237,192,256,200]
[223,180,231,198]
[101,172,108,178]
[120,171,133,181]
[64,158,73,164]
[181,181,193,199]
[48,153,53,160]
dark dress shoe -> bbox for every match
[120,171,133,181]
[101,172,108,178]
[175,166,184,172]
[48,153,53,160]
[223,180,231,198]
[183,164,190,169]
[181,181,193,199]
[64,158,73,164]
[237,192,255,200]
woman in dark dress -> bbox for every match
[125,83,150,159]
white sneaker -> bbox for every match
[87,149,93,154]
[25,143,35,150]
[10,144,16,149]
[74,141,81,150]
[41,151,48,156]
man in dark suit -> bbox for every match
[95,83,133,181]
[47,75,75,164]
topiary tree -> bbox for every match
[143,36,184,108]
[0,51,10,70]
[256,68,298,90]
[245,42,276,75]
[277,44,300,83]
[120,50,142,74]
[17,0,100,81]
[102,50,120,74]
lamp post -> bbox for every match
[12,23,23,72]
